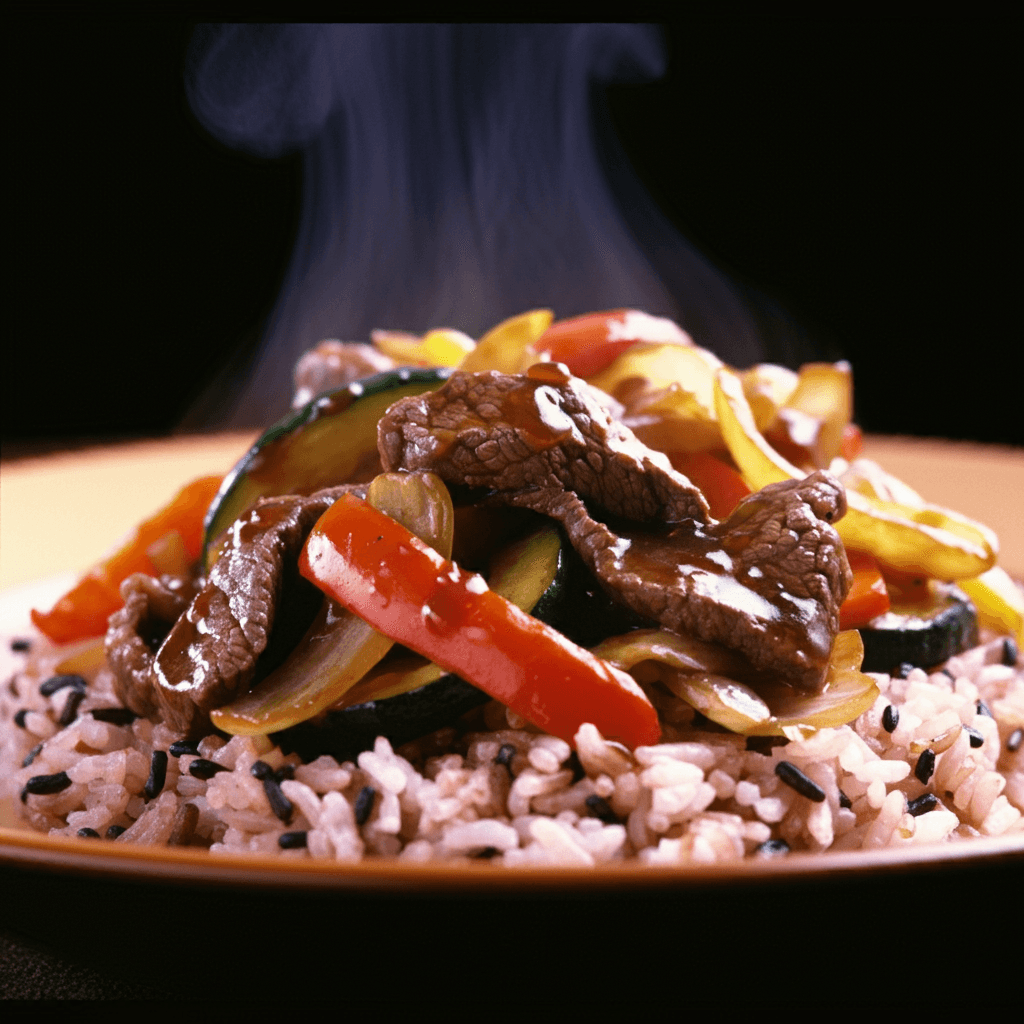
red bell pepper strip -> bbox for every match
[671,451,752,520]
[299,493,662,749]
[531,309,690,379]
[31,475,223,644]
[839,422,864,461]
[838,549,891,630]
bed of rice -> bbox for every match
[2,630,1022,866]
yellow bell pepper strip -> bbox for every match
[31,475,223,645]
[958,567,1024,646]
[713,368,997,581]
[767,361,853,469]
[211,471,455,736]
[298,493,662,749]
[371,327,475,367]
[458,308,553,374]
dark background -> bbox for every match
[5,18,1020,454]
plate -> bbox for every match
[2,436,1022,999]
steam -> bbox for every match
[186,24,770,428]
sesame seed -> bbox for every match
[278,831,308,850]
[250,760,274,781]
[892,662,915,680]
[21,743,43,768]
[10,638,31,652]
[882,705,899,732]
[105,825,126,839]
[168,739,199,757]
[839,790,852,809]
[13,709,30,729]
[975,700,993,719]
[1007,729,1022,754]
[775,761,826,802]
[77,827,101,839]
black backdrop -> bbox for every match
[6,18,1020,453]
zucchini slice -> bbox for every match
[858,583,978,673]
[202,366,452,565]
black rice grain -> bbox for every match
[262,777,293,823]
[907,793,938,816]
[1002,637,1019,667]
[775,761,826,802]
[21,771,72,802]
[275,764,295,783]
[21,743,43,768]
[250,760,274,781]
[278,831,308,850]
[189,758,229,780]
[90,707,138,726]
[10,637,31,652]
[13,708,29,729]
[57,688,86,726]
[354,786,376,826]
[495,743,517,769]
[106,825,127,839]
[746,735,789,755]
[145,750,168,799]
[964,726,984,748]
[915,748,936,784]
[1008,728,1022,754]
[584,794,618,824]
[882,704,899,733]
[77,827,101,839]
[39,673,87,697]
[755,838,790,857]
[169,739,199,758]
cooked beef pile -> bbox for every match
[380,365,852,690]
[107,485,365,735]
[106,364,851,737]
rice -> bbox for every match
[3,629,1021,865]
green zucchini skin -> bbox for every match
[858,586,979,673]
[202,366,453,564]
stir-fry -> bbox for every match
[10,308,1022,862]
